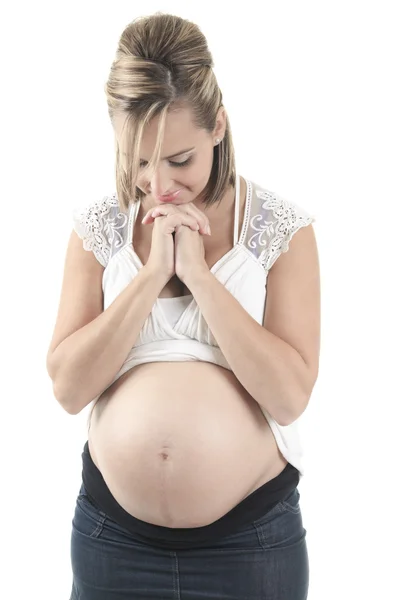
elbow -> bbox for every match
[274,407,303,427]
[274,390,312,427]
[53,378,98,416]
[259,364,318,427]
[46,352,83,415]
[274,411,297,427]
[46,350,56,382]
[52,380,80,415]
[280,368,318,426]
[47,370,81,416]
[276,412,300,427]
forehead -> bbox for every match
[113,106,205,156]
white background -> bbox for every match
[1,1,399,598]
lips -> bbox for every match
[157,189,182,202]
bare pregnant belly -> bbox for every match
[88,362,288,528]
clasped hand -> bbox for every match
[141,202,211,283]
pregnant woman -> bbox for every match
[46,12,320,600]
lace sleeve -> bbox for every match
[72,195,119,268]
[254,190,316,272]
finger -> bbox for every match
[167,213,200,232]
[141,208,156,224]
[175,203,211,235]
[141,203,211,235]
[156,213,201,234]
[141,204,179,224]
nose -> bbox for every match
[148,163,174,198]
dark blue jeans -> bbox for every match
[70,481,309,599]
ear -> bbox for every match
[213,106,227,140]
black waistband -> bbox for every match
[81,440,299,550]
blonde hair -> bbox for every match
[104,12,236,211]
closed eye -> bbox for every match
[139,157,193,169]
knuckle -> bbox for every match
[159,205,177,212]
[164,214,179,227]
[183,215,195,226]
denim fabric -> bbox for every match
[69,481,309,599]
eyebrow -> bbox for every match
[122,147,195,160]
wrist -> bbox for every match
[181,266,212,289]
[141,264,171,290]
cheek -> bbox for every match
[186,157,213,187]
[136,173,146,188]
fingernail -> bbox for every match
[206,225,211,235]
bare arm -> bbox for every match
[47,264,165,415]
[47,203,201,415]
[180,224,320,426]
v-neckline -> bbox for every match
[126,173,250,275]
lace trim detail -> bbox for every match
[249,189,315,271]
[72,193,125,267]
[238,179,253,245]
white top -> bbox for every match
[158,294,193,327]
[72,173,316,476]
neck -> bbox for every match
[195,182,236,217]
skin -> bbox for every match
[113,103,234,236]
[113,103,240,293]
[86,103,313,528]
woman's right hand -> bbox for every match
[144,208,202,284]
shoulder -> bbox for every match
[72,192,120,226]
[71,192,127,267]
[243,179,316,272]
